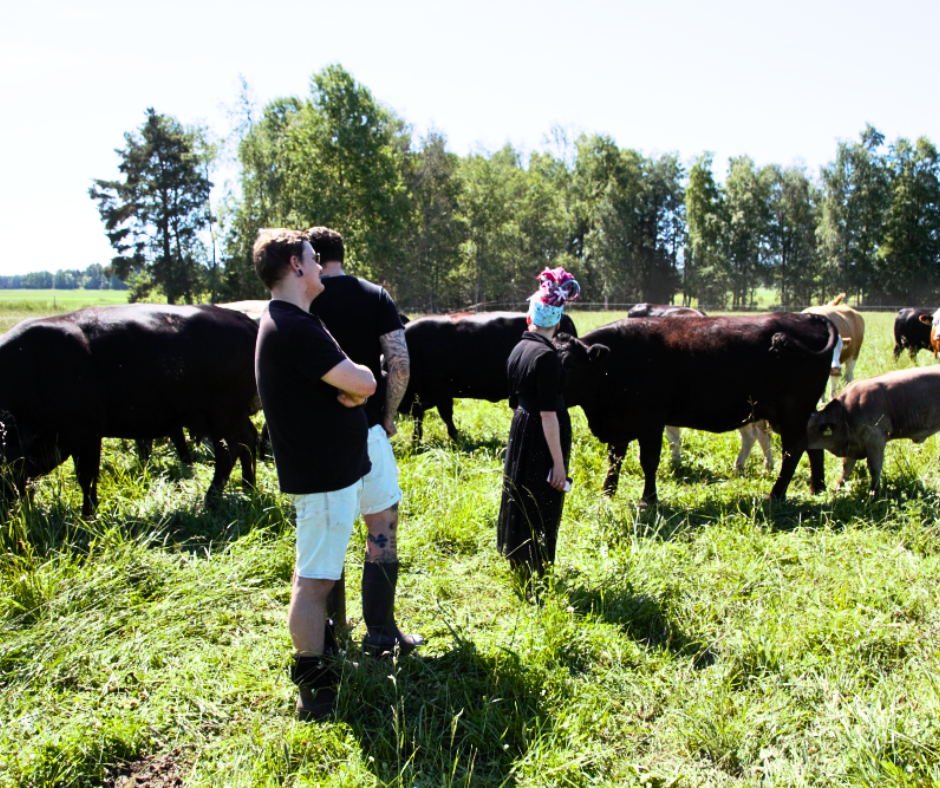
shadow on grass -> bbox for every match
[560,578,716,668]
[338,639,549,787]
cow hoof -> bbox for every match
[830,369,842,377]
[638,496,658,510]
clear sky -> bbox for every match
[1,0,936,276]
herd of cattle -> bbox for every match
[2,298,940,516]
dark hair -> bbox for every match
[305,226,344,264]
[253,229,307,289]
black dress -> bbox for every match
[497,332,572,574]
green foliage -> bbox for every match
[90,108,213,304]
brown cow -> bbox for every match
[917,309,940,360]
[802,294,865,401]
[807,367,940,496]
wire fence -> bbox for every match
[400,301,927,315]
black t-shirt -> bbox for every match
[506,332,567,412]
[255,300,371,494]
[308,276,404,428]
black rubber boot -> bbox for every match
[290,654,339,721]
[361,561,425,657]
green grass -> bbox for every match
[3,311,940,787]
[0,290,132,332]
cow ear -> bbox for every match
[589,344,610,361]
[920,314,934,325]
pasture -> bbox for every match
[3,309,940,787]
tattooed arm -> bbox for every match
[379,328,410,437]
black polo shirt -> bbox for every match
[255,300,371,494]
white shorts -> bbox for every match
[290,478,362,580]
[360,424,402,516]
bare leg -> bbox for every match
[665,426,682,465]
[289,573,336,655]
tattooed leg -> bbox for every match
[363,503,399,563]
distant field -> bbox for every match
[0,290,131,332]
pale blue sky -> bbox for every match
[1,0,936,275]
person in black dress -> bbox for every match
[497,267,580,583]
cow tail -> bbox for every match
[770,315,839,359]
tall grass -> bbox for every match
[3,312,940,787]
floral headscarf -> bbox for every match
[528,267,581,327]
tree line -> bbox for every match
[0,264,127,291]
[91,66,940,310]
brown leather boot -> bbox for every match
[290,654,339,721]
[361,561,425,657]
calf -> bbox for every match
[556,313,839,502]
[807,368,940,496]
[894,307,935,361]
[802,294,865,400]
[401,311,578,441]
[0,304,259,516]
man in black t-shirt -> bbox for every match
[306,226,423,656]
[253,229,376,721]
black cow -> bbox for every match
[893,308,935,361]
[400,311,578,441]
[0,304,259,516]
[555,313,839,503]
[628,303,707,318]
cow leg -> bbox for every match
[135,439,153,462]
[603,443,628,496]
[259,422,271,460]
[72,436,102,517]
[170,427,193,464]
[837,457,857,489]
[665,426,682,465]
[637,432,662,505]
[412,408,425,443]
[206,434,238,506]
[437,397,459,442]
[843,356,858,387]
[770,430,810,501]
[755,421,774,472]
[866,443,886,497]
[237,417,258,492]
[807,448,826,494]
[734,425,756,473]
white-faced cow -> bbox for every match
[399,311,577,441]
[802,294,865,401]
[0,304,259,516]
[555,313,839,503]
[917,309,940,361]
[894,307,936,361]
[807,367,940,496]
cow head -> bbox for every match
[918,310,940,357]
[553,332,610,408]
[806,399,849,456]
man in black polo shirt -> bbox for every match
[306,226,423,656]
[253,229,376,720]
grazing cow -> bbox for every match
[400,311,578,441]
[894,307,935,360]
[807,368,940,496]
[917,309,940,360]
[555,313,839,502]
[628,308,773,473]
[802,294,865,400]
[0,304,259,516]
[628,303,707,318]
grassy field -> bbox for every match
[3,310,940,787]
[0,290,132,332]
